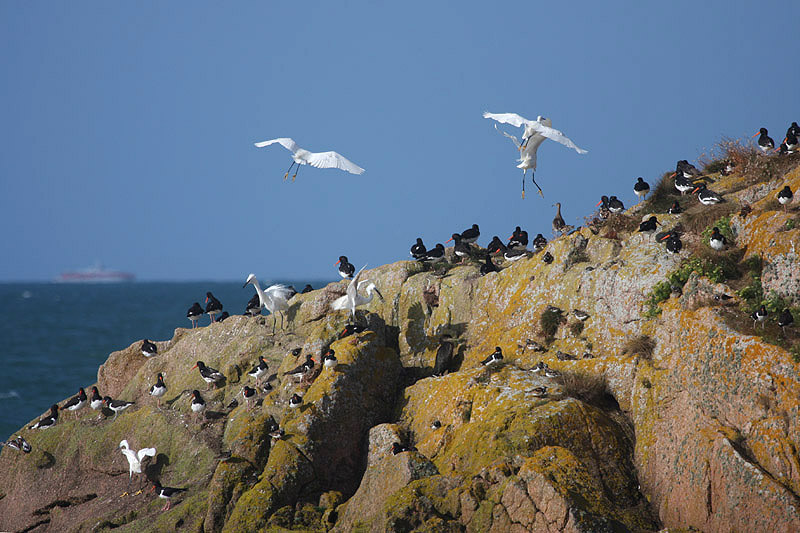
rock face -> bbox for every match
[1,151,799,532]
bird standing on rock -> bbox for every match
[480,347,503,366]
[778,309,794,335]
[480,254,499,275]
[693,184,723,205]
[141,339,158,358]
[532,234,548,252]
[753,128,775,153]
[336,256,356,279]
[446,233,471,263]
[608,196,624,213]
[709,227,727,251]
[778,186,793,211]
[103,397,135,420]
[410,238,427,260]
[751,305,768,329]
[190,390,206,421]
[634,177,650,202]
[205,292,223,323]
[29,405,59,429]
[193,361,225,390]
[662,234,683,254]
[552,203,573,235]
[151,482,187,511]
[638,216,660,240]
[187,302,203,328]
[119,439,156,492]
[149,373,167,408]
[60,387,87,420]
[508,226,528,250]
[247,356,269,385]
[668,201,682,214]
[487,236,507,255]
[460,224,480,244]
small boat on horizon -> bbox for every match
[55,263,135,283]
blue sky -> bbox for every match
[1,1,798,281]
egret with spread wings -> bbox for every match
[254,137,365,181]
[331,265,383,322]
[483,112,587,198]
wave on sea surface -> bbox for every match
[0,391,20,400]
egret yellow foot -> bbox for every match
[292,173,297,181]
[120,491,129,498]
[134,489,143,495]
[283,172,289,181]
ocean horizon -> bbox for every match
[0,280,332,440]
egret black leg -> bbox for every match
[284,162,295,181]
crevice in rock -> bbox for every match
[727,437,800,504]
[32,493,97,516]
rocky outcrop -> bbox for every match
[1,151,799,532]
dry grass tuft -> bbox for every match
[681,202,737,236]
[641,172,678,214]
[602,213,639,236]
[700,138,800,193]
[622,335,656,360]
[560,371,607,405]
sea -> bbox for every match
[0,281,326,440]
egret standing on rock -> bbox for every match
[483,112,587,198]
[254,138,365,181]
[119,439,156,492]
[243,274,294,333]
[331,265,384,322]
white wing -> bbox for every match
[331,294,349,311]
[348,265,367,301]
[493,124,521,149]
[264,284,293,302]
[119,439,129,450]
[483,112,532,129]
[523,122,588,154]
[306,151,365,175]
[137,447,156,461]
[254,138,300,154]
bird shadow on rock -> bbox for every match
[287,301,302,325]
[359,312,400,353]
[35,451,56,469]
[205,410,227,421]
[145,453,170,481]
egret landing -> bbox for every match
[243,274,294,334]
[254,137,365,181]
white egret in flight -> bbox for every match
[331,265,383,322]
[483,112,587,198]
[243,274,294,333]
[254,137,365,181]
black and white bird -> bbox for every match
[151,481,187,511]
[638,216,660,240]
[753,127,775,153]
[187,302,204,328]
[205,292,223,323]
[778,186,793,212]
[245,293,262,317]
[28,404,59,429]
[336,256,356,279]
[778,309,794,334]
[667,200,682,214]
[673,173,694,196]
[190,390,206,421]
[676,160,702,178]
[2,435,32,453]
[788,122,800,140]
[90,386,104,410]
[532,234,548,253]
[410,238,427,260]
[663,234,683,254]
[323,349,338,369]
[338,323,366,339]
[284,354,315,382]
[141,339,158,358]
[693,184,723,205]
[487,236,507,255]
[193,361,225,390]
[751,305,768,329]
[530,386,548,398]
[573,309,590,321]
[544,366,561,378]
[480,254,499,275]
[289,393,303,408]
[480,347,503,366]
[247,356,269,384]
[217,311,230,322]
[508,226,529,250]
[149,373,167,408]
[634,177,650,202]
[460,224,480,244]
[241,386,257,410]
[421,243,446,262]
[391,442,417,455]
[709,227,727,251]
[446,233,471,263]
[783,131,799,153]
[531,361,547,374]
[301,284,313,294]
[608,196,624,213]
[103,396,135,419]
[504,248,527,262]
[542,251,554,264]
[61,387,87,419]
[267,420,284,440]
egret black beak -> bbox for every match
[375,289,384,301]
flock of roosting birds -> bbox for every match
[3,119,798,514]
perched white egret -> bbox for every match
[243,274,294,333]
[484,112,587,198]
[331,265,384,321]
[254,137,365,181]
[119,439,156,492]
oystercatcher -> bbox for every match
[789,122,800,139]
[103,396,135,419]
[709,227,727,251]
[663,234,683,254]
[61,387,87,419]
[544,367,561,378]
[487,236,507,255]
[674,173,694,195]
[141,339,158,358]
[634,177,650,202]
[301,284,313,294]
[410,238,427,260]
[339,323,366,339]
[778,186,793,211]
[193,361,225,389]
[446,233,471,263]
[532,234,548,252]
[241,386,257,409]
[638,216,660,239]
[751,305,768,329]
[573,309,590,321]
[336,256,355,279]
[753,128,775,153]
[524,340,546,353]
[778,309,794,334]
[149,373,167,408]
[668,200,682,214]
[151,481,187,511]
[693,184,723,205]
[508,226,528,250]
[460,224,480,244]
[190,390,206,421]
[608,196,624,213]
[323,349,338,368]
[783,131,799,153]
[245,293,261,317]
[503,249,527,262]
[2,435,32,453]
[530,386,547,398]
[247,356,269,384]
[421,244,445,262]
[90,386,104,410]
[542,251,554,264]
[289,393,303,408]
[480,347,503,366]
[205,292,223,323]
[480,254,499,275]
[267,420,284,440]
[187,302,203,328]
[284,355,314,382]
[391,442,417,454]
[217,311,230,322]
[28,405,59,429]
[676,160,701,178]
